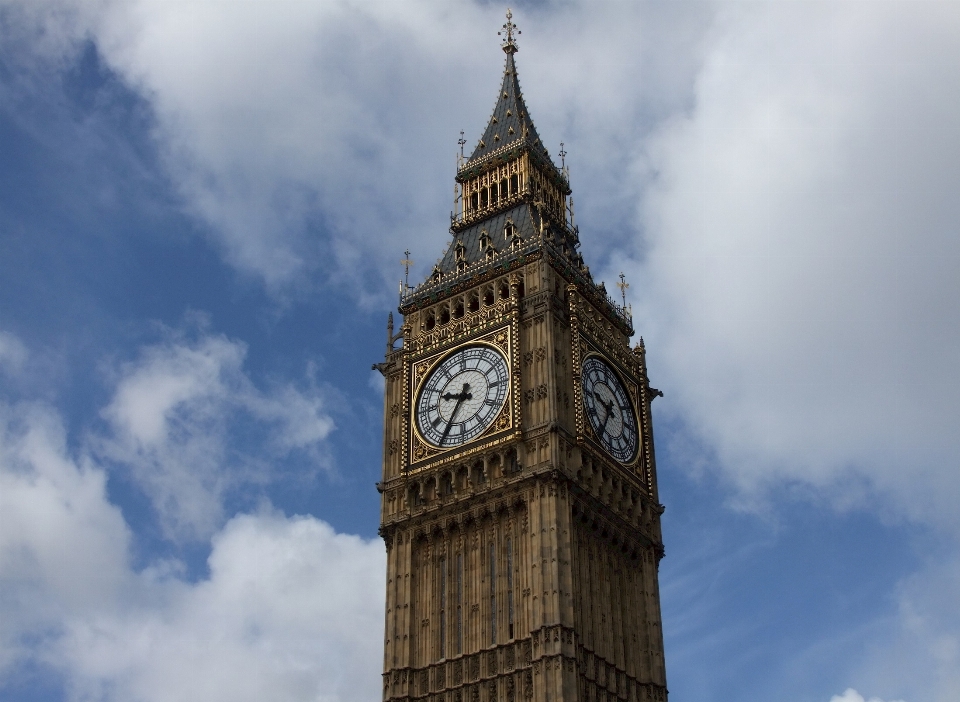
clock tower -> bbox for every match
[375,12,668,702]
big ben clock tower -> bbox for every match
[375,11,668,702]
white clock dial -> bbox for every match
[416,345,509,448]
[581,356,639,463]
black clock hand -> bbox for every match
[594,393,615,437]
[439,383,471,445]
[441,389,473,401]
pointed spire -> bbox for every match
[462,10,554,172]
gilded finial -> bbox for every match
[617,272,630,308]
[400,250,414,297]
[499,8,520,54]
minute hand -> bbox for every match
[593,392,615,436]
[439,382,471,445]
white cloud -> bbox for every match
[628,1,960,531]
[98,326,333,541]
[0,401,131,675]
[1,0,708,298]
[0,400,384,702]
[830,689,905,702]
[55,511,385,702]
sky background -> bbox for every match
[1,1,959,701]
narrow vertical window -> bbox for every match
[456,553,463,655]
[489,542,497,644]
[507,536,515,639]
[439,555,447,659]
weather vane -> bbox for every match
[617,272,630,308]
[498,8,520,53]
[559,142,567,169]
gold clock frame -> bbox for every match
[406,325,518,472]
[577,350,642,467]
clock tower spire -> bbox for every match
[376,11,668,702]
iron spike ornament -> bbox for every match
[498,8,520,54]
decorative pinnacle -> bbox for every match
[617,272,630,308]
[458,130,466,158]
[559,142,567,169]
[401,250,414,293]
[499,8,520,54]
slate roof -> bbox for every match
[461,51,557,175]
[438,202,539,273]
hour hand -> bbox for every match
[441,383,472,402]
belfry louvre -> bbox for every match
[375,11,668,702]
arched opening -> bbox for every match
[440,307,450,325]
[487,454,502,480]
[499,282,510,300]
[506,448,520,474]
[471,461,485,485]
[408,484,422,508]
[425,311,436,331]
[468,294,480,312]
[483,287,495,306]
[453,300,464,319]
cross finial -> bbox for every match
[499,8,520,54]
[559,142,567,169]
[458,130,466,158]
[617,272,630,308]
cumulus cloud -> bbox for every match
[0,0,708,298]
[98,326,332,541]
[626,1,960,531]
[0,401,131,675]
[0,399,383,702]
[55,512,385,702]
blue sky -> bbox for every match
[1,2,958,701]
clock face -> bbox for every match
[416,345,510,448]
[581,356,639,463]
